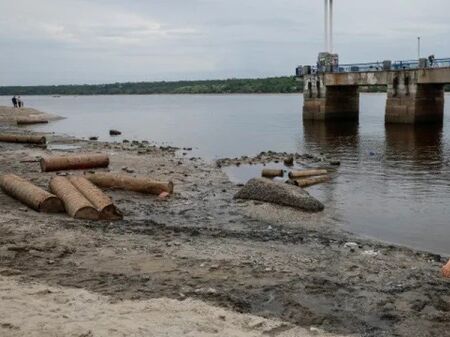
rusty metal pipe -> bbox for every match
[293,175,330,188]
[261,169,284,178]
[16,118,48,125]
[40,153,109,172]
[49,176,99,220]
[0,174,63,212]
[68,176,122,220]
[0,134,46,144]
[85,172,173,195]
[288,169,328,179]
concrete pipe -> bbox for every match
[293,175,330,188]
[0,174,63,213]
[261,169,284,178]
[85,172,174,195]
[0,134,46,144]
[288,169,328,179]
[16,118,49,125]
[49,176,99,220]
[68,176,123,220]
[40,153,109,172]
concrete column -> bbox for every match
[385,72,444,124]
[303,75,359,121]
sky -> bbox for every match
[1,0,450,85]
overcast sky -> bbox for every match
[0,0,449,85]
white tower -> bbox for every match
[324,0,334,52]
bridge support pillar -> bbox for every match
[303,76,359,121]
[385,79,444,124]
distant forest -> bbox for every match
[1,77,448,95]
[0,77,302,95]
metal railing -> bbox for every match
[301,58,450,75]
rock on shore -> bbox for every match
[234,178,324,212]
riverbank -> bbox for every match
[0,106,63,123]
[0,126,449,336]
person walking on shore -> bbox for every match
[11,96,17,108]
[17,96,23,108]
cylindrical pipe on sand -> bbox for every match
[288,169,328,179]
[16,118,48,125]
[293,175,330,188]
[0,174,63,212]
[85,172,174,195]
[0,134,46,144]
[261,169,284,178]
[40,153,109,172]
[68,176,122,220]
[49,176,99,220]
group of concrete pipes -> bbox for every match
[0,150,174,221]
[262,168,330,188]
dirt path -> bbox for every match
[0,130,449,336]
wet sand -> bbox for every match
[0,123,449,336]
[0,105,63,123]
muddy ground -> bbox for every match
[0,125,449,337]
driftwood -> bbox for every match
[292,175,330,188]
[0,134,46,144]
[85,172,173,195]
[16,118,49,125]
[49,176,99,220]
[261,169,284,178]
[0,174,63,213]
[40,153,109,172]
[68,176,122,220]
[234,178,324,212]
[288,169,328,179]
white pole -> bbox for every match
[417,36,421,59]
[329,0,333,52]
[324,0,329,52]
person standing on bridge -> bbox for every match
[428,55,435,67]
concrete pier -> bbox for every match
[302,67,450,124]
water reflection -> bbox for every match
[302,120,360,158]
[384,124,443,171]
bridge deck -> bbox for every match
[322,67,450,86]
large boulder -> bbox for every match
[234,178,324,212]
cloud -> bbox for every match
[0,0,450,85]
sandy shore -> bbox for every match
[0,124,449,336]
[0,105,63,123]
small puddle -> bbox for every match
[222,162,324,184]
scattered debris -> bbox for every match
[261,169,284,178]
[40,153,110,172]
[85,172,174,195]
[283,156,294,166]
[442,259,450,278]
[16,117,48,125]
[0,174,64,213]
[109,129,122,136]
[49,176,99,220]
[0,133,46,144]
[291,175,330,188]
[288,169,328,179]
[68,176,123,220]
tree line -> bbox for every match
[0,77,302,95]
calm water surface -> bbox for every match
[1,94,449,255]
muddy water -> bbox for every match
[1,94,449,254]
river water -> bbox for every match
[1,94,449,255]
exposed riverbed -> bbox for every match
[1,94,449,255]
